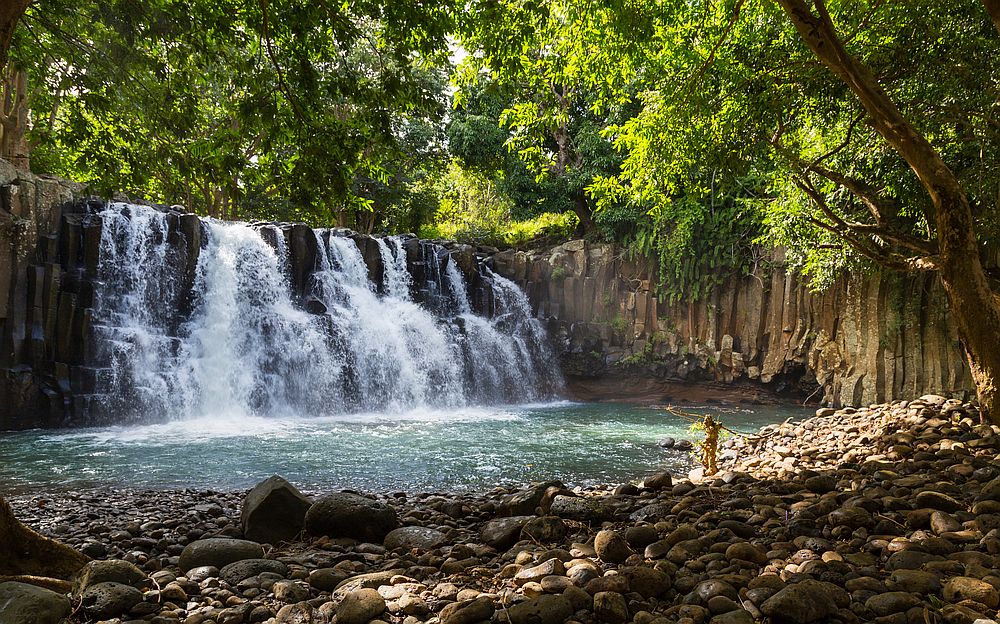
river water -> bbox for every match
[0,402,806,493]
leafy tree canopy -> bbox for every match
[8,0,454,224]
[5,0,999,282]
[455,0,1000,286]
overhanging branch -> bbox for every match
[794,174,938,272]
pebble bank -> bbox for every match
[4,394,1000,624]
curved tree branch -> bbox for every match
[777,0,1000,422]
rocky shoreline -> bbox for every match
[3,395,1000,624]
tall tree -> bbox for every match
[464,0,1000,419]
[6,0,456,222]
[0,0,30,169]
[0,0,29,71]
[772,0,1000,419]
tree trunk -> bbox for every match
[0,495,88,579]
[1,66,31,170]
[984,0,1000,36]
[0,0,30,73]
[573,192,595,236]
[777,0,1000,422]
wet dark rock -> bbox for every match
[240,475,313,544]
[865,591,921,616]
[304,492,399,542]
[507,594,574,624]
[710,609,754,624]
[828,507,872,529]
[886,569,942,594]
[307,568,347,592]
[915,491,964,512]
[439,595,495,624]
[383,526,446,551]
[803,475,837,493]
[630,503,673,522]
[724,541,767,565]
[0,582,72,624]
[501,481,564,516]
[643,471,673,490]
[760,580,841,623]
[72,559,145,593]
[594,529,632,563]
[179,537,264,572]
[79,581,142,619]
[689,579,739,604]
[220,558,290,584]
[623,525,658,549]
[620,566,670,598]
[522,516,568,543]
[593,590,628,624]
[886,550,944,571]
[549,495,612,521]
[480,515,532,549]
[186,565,219,582]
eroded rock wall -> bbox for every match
[0,163,85,427]
[0,156,975,424]
[490,241,973,406]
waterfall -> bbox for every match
[376,235,411,299]
[91,203,562,421]
[444,255,472,315]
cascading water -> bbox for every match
[444,254,473,315]
[92,203,562,421]
[376,235,412,300]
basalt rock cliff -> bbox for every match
[0,161,976,427]
[490,241,973,406]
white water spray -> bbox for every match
[93,204,562,420]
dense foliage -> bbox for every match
[6,0,1000,415]
[3,1,999,287]
[7,0,454,228]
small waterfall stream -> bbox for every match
[92,203,561,421]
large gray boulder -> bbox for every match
[80,582,143,620]
[0,582,72,624]
[240,475,312,544]
[304,492,399,542]
[72,559,145,595]
[178,538,264,572]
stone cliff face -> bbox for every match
[0,159,975,426]
[0,163,84,427]
[490,240,973,406]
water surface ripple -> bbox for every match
[0,402,807,492]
